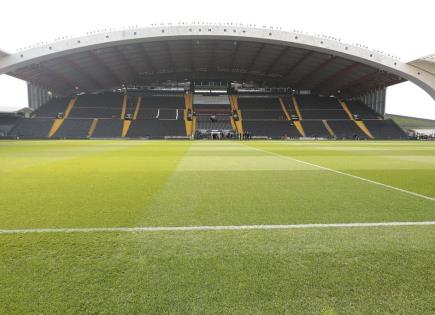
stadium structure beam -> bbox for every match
[264,46,289,75]
[334,71,380,95]
[229,41,240,72]
[189,40,196,73]
[314,62,361,93]
[38,64,80,93]
[0,25,433,98]
[164,41,176,72]
[112,46,140,80]
[63,57,105,91]
[208,40,217,72]
[136,44,157,74]
[244,43,267,79]
[87,51,124,86]
[293,56,337,87]
[282,51,314,82]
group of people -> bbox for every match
[236,131,252,140]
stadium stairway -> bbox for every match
[184,93,194,137]
[322,120,336,137]
[279,97,291,120]
[339,100,374,139]
[291,95,303,120]
[133,96,142,120]
[280,96,304,137]
[122,120,131,137]
[48,96,78,138]
[88,119,98,138]
[120,95,128,119]
[229,95,244,134]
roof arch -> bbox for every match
[0,24,433,99]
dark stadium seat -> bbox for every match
[238,97,282,110]
[140,96,184,109]
[243,120,300,139]
[327,120,368,139]
[0,116,21,137]
[346,100,380,119]
[33,98,70,118]
[127,120,186,138]
[363,119,407,139]
[299,109,349,120]
[52,119,93,139]
[196,115,232,131]
[301,120,331,138]
[92,119,124,138]
[296,95,342,109]
[9,118,54,139]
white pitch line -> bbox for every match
[246,144,435,202]
[0,221,434,235]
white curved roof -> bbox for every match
[0,24,433,99]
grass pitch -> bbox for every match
[0,140,434,313]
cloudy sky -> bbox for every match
[0,0,433,117]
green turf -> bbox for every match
[0,140,434,313]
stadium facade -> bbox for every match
[0,24,433,140]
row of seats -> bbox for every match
[6,116,406,140]
[196,115,232,131]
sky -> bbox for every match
[0,0,434,118]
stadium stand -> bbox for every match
[52,118,93,139]
[327,120,369,139]
[243,120,300,138]
[0,114,21,137]
[346,100,380,119]
[127,119,186,138]
[363,119,407,139]
[9,118,54,139]
[193,94,233,135]
[33,98,69,118]
[92,119,124,138]
[1,92,408,140]
[301,120,331,138]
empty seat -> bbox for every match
[300,109,349,120]
[127,120,186,138]
[243,120,301,139]
[301,121,331,138]
[346,101,380,119]
[364,119,407,139]
[9,118,54,139]
[68,107,121,118]
[53,119,93,139]
[327,120,368,139]
[92,119,123,138]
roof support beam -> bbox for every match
[63,57,105,91]
[282,51,314,82]
[38,64,80,93]
[189,40,196,72]
[264,46,289,75]
[245,44,266,74]
[315,62,361,92]
[229,41,241,71]
[164,42,176,72]
[112,46,139,80]
[208,40,217,72]
[88,51,124,86]
[136,44,157,73]
[333,71,380,95]
[293,56,337,87]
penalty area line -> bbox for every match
[245,144,435,202]
[0,221,435,235]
